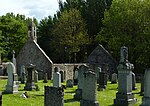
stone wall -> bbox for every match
[16,40,53,79]
[53,63,86,81]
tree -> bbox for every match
[0,13,37,60]
[37,16,54,59]
[96,0,150,73]
[52,8,89,63]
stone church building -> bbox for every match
[16,22,53,79]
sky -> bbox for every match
[0,0,66,21]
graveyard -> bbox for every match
[0,79,142,106]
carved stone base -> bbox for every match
[141,97,150,106]
[6,85,18,94]
[74,89,82,100]
[114,92,136,106]
[80,100,99,106]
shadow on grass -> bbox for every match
[35,94,44,96]
[65,91,75,93]
[64,98,77,103]
[108,104,115,106]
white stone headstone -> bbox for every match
[6,62,18,93]
[53,72,61,87]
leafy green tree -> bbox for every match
[0,13,37,60]
[37,16,54,59]
[96,0,150,73]
[52,8,89,63]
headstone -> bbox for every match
[97,71,107,91]
[21,65,26,84]
[60,70,64,82]
[24,64,36,91]
[73,68,78,85]
[114,46,136,105]
[6,62,19,93]
[12,50,16,68]
[34,70,38,83]
[44,86,64,106]
[74,65,89,100]
[111,73,117,84]
[80,71,99,106]
[66,79,73,88]
[53,67,61,87]
[43,72,48,83]
[0,92,2,106]
[141,69,150,106]
[132,72,137,90]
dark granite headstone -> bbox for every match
[24,64,36,90]
[60,70,64,82]
[44,86,64,106]
[43,73,48,83]
[97,71,107,91]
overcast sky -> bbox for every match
[0,0,66,21]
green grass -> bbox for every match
[0,79,142,106]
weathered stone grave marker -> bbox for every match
[53,67,61,87]
[24,64,36,90]
[111,73,117,84]
[74,65,89,100]
[80,70,99,106]
[6,62,18,93]
[114,46,136,105]
[141,69,150,106]
[21,65,26,84]
[132,72,137,90]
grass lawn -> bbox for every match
[0,79,142,106]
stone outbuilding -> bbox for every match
[16,22,53,79]
[86,44,117,77]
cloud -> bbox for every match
[0,0,66,21]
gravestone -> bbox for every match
[44,86,64,106]
[34,70,38,83]
[43,72,48,83]
[6,62,19,93]
[66,79,73,88]
[111,73,117,84]
[60,70,64,82]
[53,67,61,87]
[24,64,36,90]
[132,72,137,90]
[80,71,99,106]
[141,69,150,106]
[97,71,107,91]
[0,92,2,106]
[73,68,78,85]
[21,65,26,84]
[114,46,136,105]
[12,50,16,68]
[74,65,89,100]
